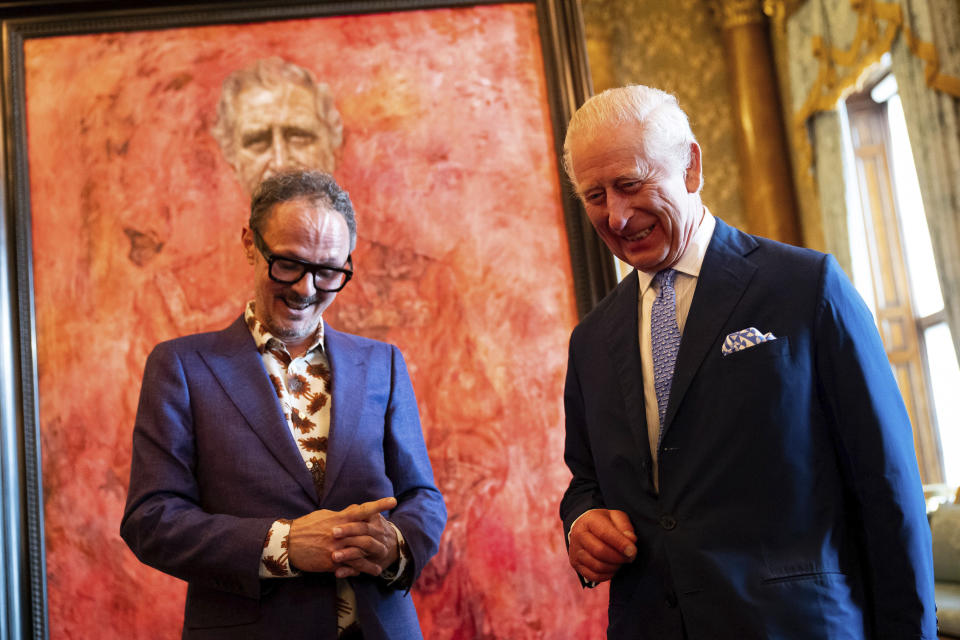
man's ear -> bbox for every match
[241,227,255,264]
[684,142,702,193]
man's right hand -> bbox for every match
[568,509,637,583]
[288,497,397,575]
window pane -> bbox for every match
[925,322,960,487]
[887,94,945,317]
[838,99,877,318]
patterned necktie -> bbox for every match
[652,269,680,444]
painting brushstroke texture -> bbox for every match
[24,5,607,638]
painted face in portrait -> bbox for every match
[229,82,337,194]
[242,198,351,354]
[570,120,703,273]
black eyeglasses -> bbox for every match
[252,229,353,293]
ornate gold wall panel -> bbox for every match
[580,0,748,232]
[715,0,767,28]
[715,0,802,245]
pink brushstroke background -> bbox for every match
[24,4,608,639]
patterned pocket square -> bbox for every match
[722,327,777,356]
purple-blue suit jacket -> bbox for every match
[121,315,446,639]
[560,218,936,639]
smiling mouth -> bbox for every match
[282,296,318,311]
[624,224,655,242]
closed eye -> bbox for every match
[582,190,605,205]
[283,127,318,147]
[241,130,272,152]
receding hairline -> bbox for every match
[260,194,343,224]
[250,170,357,251]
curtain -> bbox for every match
[779,0,960,363]
[891,0,960,361]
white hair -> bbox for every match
[562,85,700,190]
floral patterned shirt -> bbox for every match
[245,302,406,637]
[246,302,359,634]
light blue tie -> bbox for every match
[652,269,680,444]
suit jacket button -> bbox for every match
[665,592,678,608]
[659,515,677,530]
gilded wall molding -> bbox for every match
[711,0,766,29]
[763,0,807,34]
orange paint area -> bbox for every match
[25,5,606,639]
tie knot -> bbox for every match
[654,268,677,290]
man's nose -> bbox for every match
[606,192,633,232]
[290,271,316,298]
[270,128,288,168]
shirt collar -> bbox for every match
[637,208,716,294]
[243,300,325,356]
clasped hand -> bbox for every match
[568,509,637,583]
[288,496,399,579]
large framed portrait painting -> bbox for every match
[1,1,615,638]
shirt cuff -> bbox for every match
[259,519,299,578]
[379,521,409,585]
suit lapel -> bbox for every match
[321,324,368,502]
[200,316,318,502]
[662,218,758,432]
[602,271,655,483]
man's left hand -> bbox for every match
[330,513,400,578]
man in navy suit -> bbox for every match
[121,170,445,639]
[559,85,936,638]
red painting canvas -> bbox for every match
[24,4,608,639]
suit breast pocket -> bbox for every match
[709,336,798,410]
[722,336,791,362]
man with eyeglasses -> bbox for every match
[121,170,446,639]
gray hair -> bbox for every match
[250,170,357,252]
[562,85,701,191]
[212,57,343,165]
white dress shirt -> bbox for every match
[568,210,718,547]
[637,211,715,490]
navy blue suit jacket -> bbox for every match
[121,316,446,639]
[560,219,936,639]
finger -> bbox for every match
[570,516,634,563]
[343,497,398,521]
[334,565,360,578]
[331,545,368,563]
[338,557,382,577]
[578,565,616,584]
[573,547,625,575]
[332,537,387,562]
[586,513,636,559]
[569,546,618,583]
[608,510,636,542]
[575,531,633,565]
[332,521,374,539]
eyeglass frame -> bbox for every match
[252,228,354,293]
